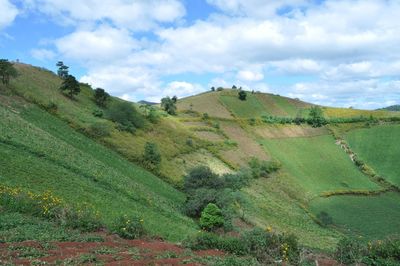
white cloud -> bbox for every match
[55,25,138,64]
[29,0,185,31]
[237,70,264,82]
[0,0,18,30]
[31,48,56,61]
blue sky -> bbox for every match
[0,0,399,109]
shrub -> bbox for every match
[217,87,224,91]
[183,166,224,193]
[308,106,326,127]
[200,203,225,231]
[161,96,177,115]
[93,88,109,107]
[143,142,162,171]
[248,157,281,178]
[186,137,194,147]
[92,109,103,118]
[335,237,365,265]
[107,101,145,132]
[238,90,247,101]
[317,211,333,227]
[202,113,209,120]
[183,188,218,217]
[147,108,160,123]
[44,101,58,113]
[86,122,111,138]
[113,215,146,239]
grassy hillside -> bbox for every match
[345,124,400,187]
[0,93,198,241]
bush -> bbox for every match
[161,96,177,115]
[93,88,109,107]
[44,101,58,113]
[200,203,225,231]
[92,109,103,118]
[183,166,224,193]
[248,157,281,178]
[202,113,209,120]
[335,237,365,265]
[113,215,146,239]
[317,211,333,227]
[183,188,218,217]
[86,122,111,138]
[238,90,247,101]
[107,101,145,132]
[143,142,162,171]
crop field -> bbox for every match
[0,102,198,242]
[345,124,400,187]
[309,192,400,239]
[324,107,400,119]
[259,135,381,199]
[219,93,268,118]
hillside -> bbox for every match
[2,62,400,261]
[378,105,400,111]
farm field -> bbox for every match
[259,135,381,199]
[0,101,198,242]
[219,93,268,118]
[309,192,400,239]
[345,124,400,187]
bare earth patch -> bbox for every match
[254,125,329,139]
[0,233,224,266]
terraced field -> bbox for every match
[259,135,380,199]
[345,124,400,187]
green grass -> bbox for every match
[345,124,400,187]
[219,93,268,118]
[0,101,198,242]
[309,192,400,239]
[259,135,381,199]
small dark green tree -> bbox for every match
[143,142,162,170]
[232,85,237,89]
[172,95,178,103]
[0,59,18,85]
[200,203,225,231]
[238,90,247,101]
[59,75,80,98]
[211,87,215,91]
[161,96,177,115]
[93,88,110,107]
[308,106,326,127]
[56,61,69,79]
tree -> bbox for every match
[238,90,247,101]
[211,87,215,91]
[59,75,80,98]
[308,106,326,127]
[107,101,145,133]
[200,203,224,231]
[56,61,69,79]
[172,95,178,103]
[94,88,110,107]
[143,142,162,171]
[183,166,224,193]
[0,59,18,85]
[161,96,177,115]
[232,85,237,89]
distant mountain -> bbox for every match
[378,105,400,111]
[138,100,158,105]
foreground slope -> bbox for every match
[0,92,197,241]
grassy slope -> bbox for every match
[259,135,380,200]
[9,64,211,183]
[309,192,400,239]
[0,96,197,241]
[345,124,400,187]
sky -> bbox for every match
[0,0,399,109]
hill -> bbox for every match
[2,62,400,260]
[377,104,400,111]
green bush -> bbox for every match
[107,101,145,132]
[113,215,146,239]
[86,122,111,138]
[92,109,103,118]
[316,211,333,227]
[143,142,162,171]
[248,157,281,178]
[335,237,365,265]
[183,188,218,218]
[200,203,225,231]
[183,166,224,193]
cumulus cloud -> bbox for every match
[0,0,18,30]
[28,0,185,31]
[28,0,400,107]
[31,48,56,61]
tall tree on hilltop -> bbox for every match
[59,75,80,99]
[0,59,18,85]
